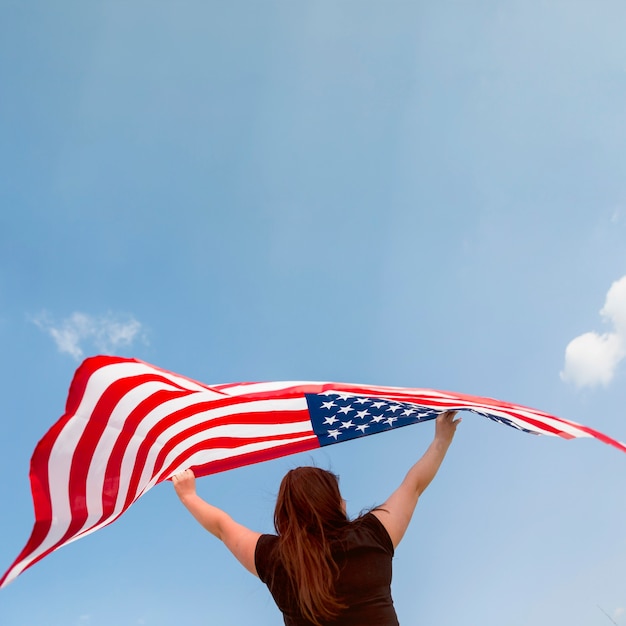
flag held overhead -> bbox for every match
[1,356,624,588]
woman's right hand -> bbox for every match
[172,468,197,500]
[434,410,461,445]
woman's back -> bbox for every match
[173,412,460,625]
[255,513,399,626]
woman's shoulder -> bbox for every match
[351,510,385,530]
[343,512,394,554]
[255,533,279,556]
[254,534,279,582]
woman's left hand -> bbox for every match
[172,468,197,500]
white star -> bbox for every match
[385,416,398,426]
[371,401,386,409]
[341,420,354,429]
[402,408,415,416]
[371,414,384,423]
[323,415,338,425]
[327,429,341,440]
[355,409,370,419]
[355,423,369,433]
[338,405,354,415]
[388,404,401,413]
[354,397,369,404]
[321,400,337,410]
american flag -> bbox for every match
[1,355,624,588]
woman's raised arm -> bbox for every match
[372,411,460,548]
[173,469,262,576]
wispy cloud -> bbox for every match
[610,206,624,224]
[33,311,147,360]
[561,276,626,388]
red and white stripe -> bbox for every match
[2,356,624,588]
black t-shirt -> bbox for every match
[254,513,400,626]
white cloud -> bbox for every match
[33,311,146,360]
[561,276,626,388]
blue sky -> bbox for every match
[1,1,625,625]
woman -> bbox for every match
[173,410,460,625]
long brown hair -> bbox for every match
[274,467,350,625]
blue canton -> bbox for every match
[307,392,441,446]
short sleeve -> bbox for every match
[254,534,278,583]
[361,512,395,556]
